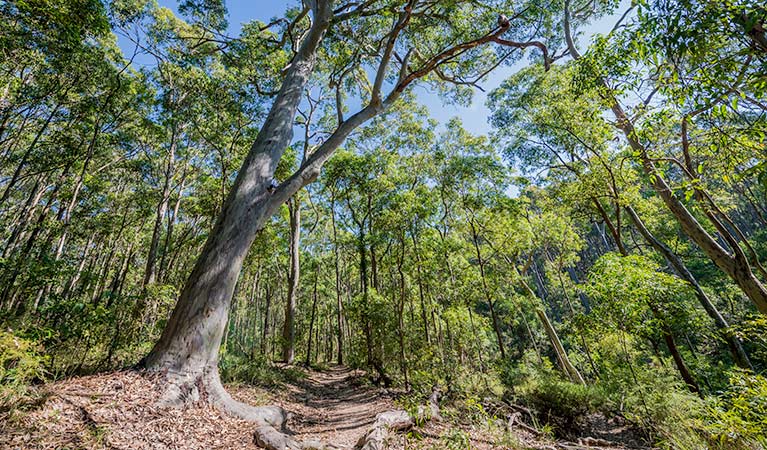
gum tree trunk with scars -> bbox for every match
[143,1,335,418]
[144,2,549,438]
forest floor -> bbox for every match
[0,366,650,450]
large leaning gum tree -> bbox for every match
[139,0,556,435]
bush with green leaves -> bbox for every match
[0,330,47,414]
[219,353,306,387]
[502,355,608,432]
[704,370,767,449]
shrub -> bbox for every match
[0,330,47,414]
[219,353,306,387]
[704,370,767,449]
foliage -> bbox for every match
[704,370,767,449]
[0,331,47,414]
[219,353,306,388]
[1,1,767,449]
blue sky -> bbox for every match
[119,0,630,135]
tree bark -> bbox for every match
[282,196,301,364]
[143,126,177,289]
[331,196,344,365]
[142,2,334,422]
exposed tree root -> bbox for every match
[155,366,444,450]
[156,368,288,428]
[354,410,414,450]
[354,387,442,450]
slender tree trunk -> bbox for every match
[0,103,59,208]
[2,175,44,258]
[592,197,626,255]
[144,128,177,289]
[411,231,431,345]
[536,307,585,384]
[160,166,187,283]
[262,284,272,356]
[305,270,319,367]
[625,205,753,369]
[62,234,94,299]
[357,223,374,368]
[520,274,584,384]
[649,304,701,395]
[282,197,301,364]
[468,219,506,358]
[467,305,488,377]
[397,236,410,390]
[54,119,99,260]
[2,164,69,311]
[330,195,344,365]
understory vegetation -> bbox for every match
[1,0,767,448]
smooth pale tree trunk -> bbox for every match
[535,307,585,385]
[142,3,334,423]
[305,270,318,366]
[282,196,301,364]
[330,196,344,365]
[519,274,584,384]
[144,127,176,289]
[625,205,753,369]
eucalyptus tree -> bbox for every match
[586,253,703,395]
[139,0,557,426]
[563,0,767,313]
[488,64,754,369]
[432,119,511,359]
